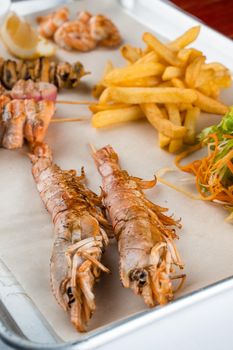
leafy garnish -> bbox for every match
[199,106,233,142]
[176,107,233,221]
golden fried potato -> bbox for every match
[143,32,182,66]
[184,107,200,144]
[141,103,187,138]
[92,106,144,128]
[103,62,165,85]
[120,44,143,63]
[169,26,201,50]
[162,66,183,81]
[194,91,229,114]
[92,60,114,98]
[159,133,170,148]
[185,56,206,88]
[103,87,197,104]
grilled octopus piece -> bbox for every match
[29,143,110,332]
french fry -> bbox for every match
[183,107,200,144]
[89,103,131,113]
[98,88,114,104]
[166,104,183,152]
[103,62,165,85]
[158,81,173,88]
[194,69,214,88]
[166,104,182,125]
[214,75,232,88]
[194,90,229,114]
[104,76,160,88]
[120,44,143,63]
[169,26,201,50]
[159,133,170,148]
[202,62,228,72]
[185,56,206,88]
[171,78,186,88]
[92,60,114,98]
[197,82,219,98]
[92,106,144,128]
[177,48,202,65]
[140,103,187,138]
[169,139,183,153]
[160,107,169,119]
[143,32,182,66]
[135,51,159,64]
[104,87,197,104]
[179,103,193,111]
[162,66,183,81]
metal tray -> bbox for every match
[0,0,233,349]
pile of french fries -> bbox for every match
[90,26,231,152]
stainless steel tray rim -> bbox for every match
[2,274,233,350]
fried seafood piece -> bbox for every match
[0,57,86,89]
[93,145,184,306]
[37,7,70,39]
[29,143,109,332]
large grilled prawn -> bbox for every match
[93,145,185,307]
[29,143,109,332]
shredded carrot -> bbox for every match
[227,161,233,173]
[175,133,233,210]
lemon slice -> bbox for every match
[1,12,56,59]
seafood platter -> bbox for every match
[0,0,233,348]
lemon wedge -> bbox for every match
[1,12,56,59]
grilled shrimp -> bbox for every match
[2,100,26,149]
[0,95,11,145]
[89,14,122,47]
[77,11,92,24]
[54,20,96,51]
[29,143,109,332]
[23,100,55,143]
[0,99,55,149]
[93,145,184,306]
[37,7,70,39]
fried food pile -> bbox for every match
[91,26,231,153]
[37,8,122,51]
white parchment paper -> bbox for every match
[0,0,232,342]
